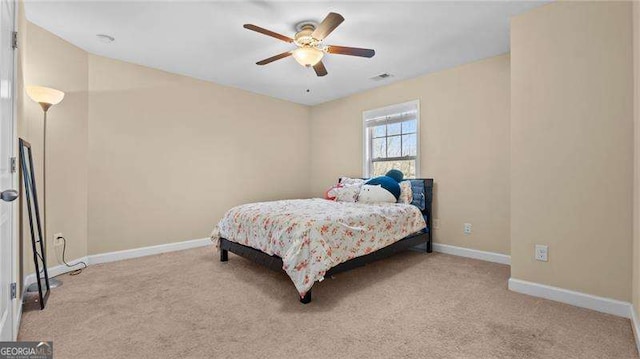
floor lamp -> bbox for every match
[25,85,65,289]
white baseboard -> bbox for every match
[433,243,511,265]
[631,305,640,355]
[23,238,212,287]
[508,278,632,318]
[23,256,90,289]
[88,238,211,265]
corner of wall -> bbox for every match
[19,19,90,278]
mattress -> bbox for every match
[211,198,426,297]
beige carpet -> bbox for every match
[18,246,638,359]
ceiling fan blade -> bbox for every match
[312,12,344,41]
[244,24,293,43]
[327,45,375,58]
[256,51,292,65]
[313,61,328,77]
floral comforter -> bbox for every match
[211,198,426,297]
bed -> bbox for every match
[212,178,433,304]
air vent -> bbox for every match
[370,73,393,81]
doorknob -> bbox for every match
[0,189,18,202]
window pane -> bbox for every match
[387,122,401,136]
[387,136,401,157]
[372,160,416,178]
[402,134,417,156]
[372,125,385,138]
[372,138,386,159]
[402,120,417,134]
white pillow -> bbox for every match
[358,184,397,203]
[339,177,365,186]
[335,185,361,202]
[398,181,413,204]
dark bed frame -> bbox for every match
[219,178,434,304]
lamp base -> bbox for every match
[26,277,62,292]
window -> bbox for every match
[363,100,419,178]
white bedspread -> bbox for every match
[211,198,426,297]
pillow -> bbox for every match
[398,181,413,204]
[324,183,343,200]
[335,185,361,202]
[410,179,426,210]
[358,184,397,203]
[339,177,365,186]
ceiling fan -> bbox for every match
[244,12,375,77]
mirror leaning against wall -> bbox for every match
[19,138,49,310]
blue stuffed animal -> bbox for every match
[358,169,404,203]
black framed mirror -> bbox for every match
[19,138,49,310]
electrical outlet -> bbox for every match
[464,223,472,235]
[535,245,548,262]
[433,219,440,230]
[53,233,63,247]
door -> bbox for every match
[0,0,16,341]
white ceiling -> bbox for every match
[24,1,548,106]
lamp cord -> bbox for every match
[51,236,87,277]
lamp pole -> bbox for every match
[25,85,65,292]
[41,104,48,267]
[36,102,62,288]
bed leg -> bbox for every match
[427,235,433,253]
[300,289,312,304]
[220,249,228,262]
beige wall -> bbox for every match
[18,19,310,270]
[18,20,88,274]
[310,55,511,255]
[511,1,633,301]
[87,55,310,254]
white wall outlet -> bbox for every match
[535,245,548,262]
[53,233,63,247]
[463,223,472,235]
[433,219,440,230]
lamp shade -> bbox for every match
[26,86,65,106]
[292,47,324,67]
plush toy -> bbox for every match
[358,170,404,203]
[358,184,396,203]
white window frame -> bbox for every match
[362,100,420,178]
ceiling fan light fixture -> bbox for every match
[292,47,324,67]
[245,12,375,77]
[294,25,317,47]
